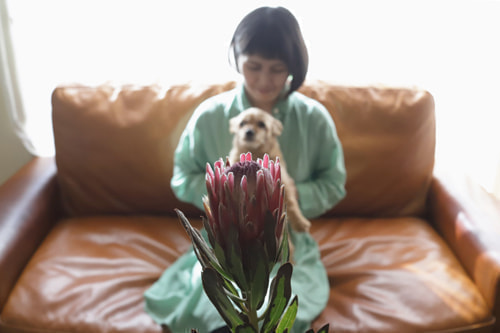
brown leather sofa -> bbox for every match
[0,81,498,333]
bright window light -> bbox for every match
[5,0,500,193]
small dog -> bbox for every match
[228,107,311,234]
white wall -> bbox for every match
[0,94,32,185]
[4,0,500,195]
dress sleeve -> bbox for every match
[295,105,347,219]
[170,101,228,211]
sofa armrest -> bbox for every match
[0,157,60,312]
[428,174,500,328]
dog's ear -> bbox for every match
[229,115,240,134]
[271,118,283,137]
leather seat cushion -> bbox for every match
[311,217,490,331]
[1,217,490,333]
[1,216,178,333]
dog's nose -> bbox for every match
[245,129,255,140]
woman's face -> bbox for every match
[238,54,289,111]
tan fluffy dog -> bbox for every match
[229,107,311,233]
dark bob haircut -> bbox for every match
[229,7,309,95]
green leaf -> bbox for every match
[220,281,247,313]
[201,268,245,329]
[176,209,234,284]
[263,210,278,261]
[276,295,298,333]
[176,209,218,269]
[277,222,290,265]
[225,224,249,291]
[246,241,270,311]
[202,216,216,248]
[260,263,293,332]
[210,238,237,283]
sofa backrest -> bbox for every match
[52,80,435,218]
[300,82,435,217]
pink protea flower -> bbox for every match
[202,153,288,289]
[175,152,295,331]
[204,153,285,245]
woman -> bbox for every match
[145,7,346,332]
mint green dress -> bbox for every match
[144,84,346,333]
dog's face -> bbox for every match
[229,107,283,151]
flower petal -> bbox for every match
[206,162,214,180]
[269,160,275,180]
[240,175,248,194]
[227,172,234,193]
[263,153,269,169]
[274,159,282,182]
[214,158,225,171]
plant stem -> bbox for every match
[248,307,259,331]
[246,293,260,331]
